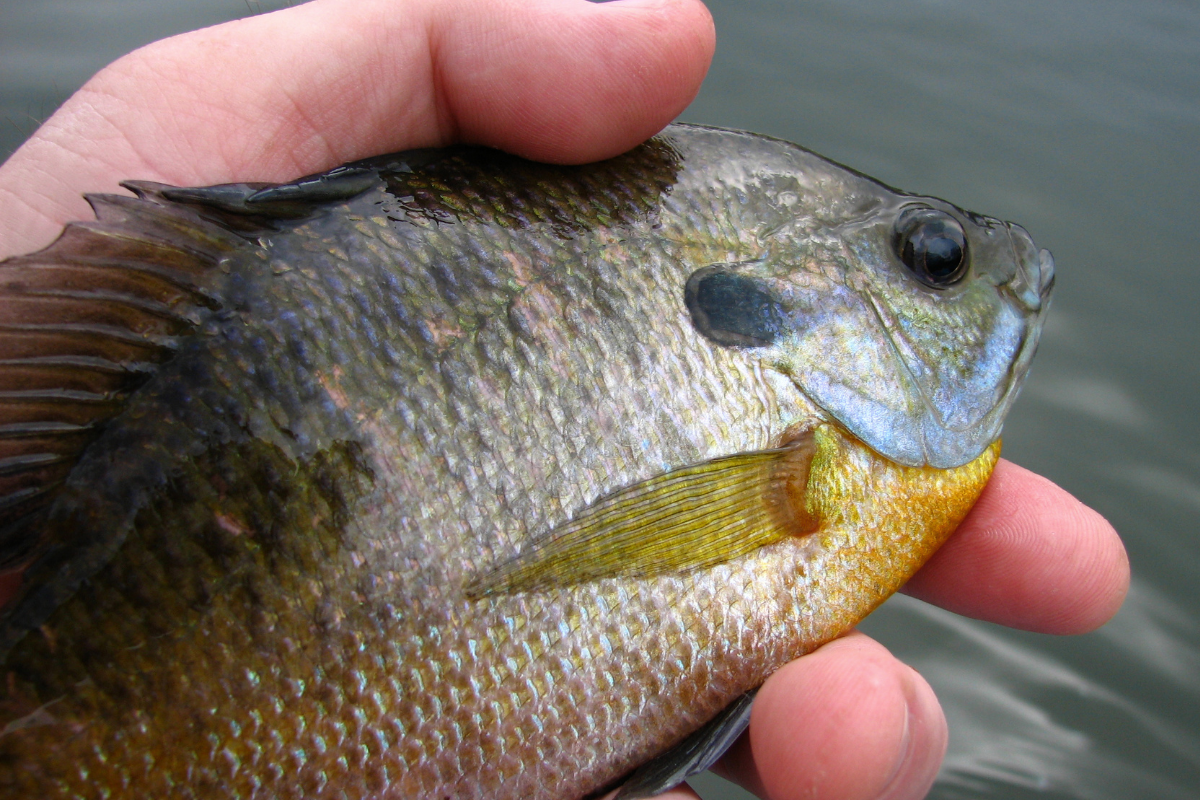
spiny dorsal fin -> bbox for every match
[466,432,819,596]
[149,164,376,223]
[0,188,249,568]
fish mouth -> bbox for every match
[1002,221,1055,312]
[982,222,1054,442]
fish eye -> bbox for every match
[894,207,969,289]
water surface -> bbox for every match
[2,1,1197,798]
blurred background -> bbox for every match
[2,1,1197,798]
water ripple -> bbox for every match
[862,593,1200,799]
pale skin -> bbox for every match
[0,1,1130,798]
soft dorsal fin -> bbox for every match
[467,432,819,596]
[0,188,249,568]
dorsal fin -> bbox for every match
[0,189,250,568]
[150,164,376,223]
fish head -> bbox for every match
[686,162,1054,468]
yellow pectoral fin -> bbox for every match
[467,433,819,597]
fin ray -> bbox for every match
[468,434,817,595]
[0,326,174,364]
[0,181,251,568]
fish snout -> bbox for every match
[1037,246,1056,299]
[1003,221,1055,311]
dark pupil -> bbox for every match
[901,218,966,286]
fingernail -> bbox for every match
[876,670,947,800]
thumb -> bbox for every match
[0,0,714,257]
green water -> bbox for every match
[2,1,1198,798]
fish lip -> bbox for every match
[1001,221,1056,312]
[1037,246,1056,298]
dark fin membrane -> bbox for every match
[137,181,291,234]
[155,164,376,223]
[245,165,376,205]
[0,190,248,568]
[616,691,757,800]
[466,433,819,597]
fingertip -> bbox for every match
[1045,489,1130,633]
[877,661,946,800]
[438,0,716,162]
[905,460,1130,634]
[722,634,946,800]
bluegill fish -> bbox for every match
[0,124,1051,799]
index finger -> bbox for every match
[902,458,1129,634]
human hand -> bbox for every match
[0,1,1128,799]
